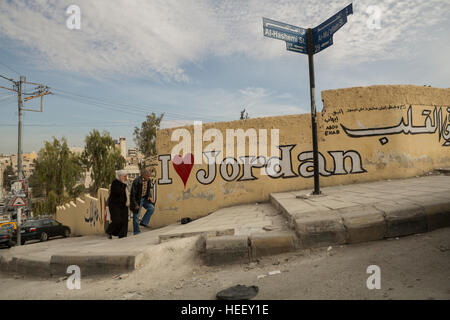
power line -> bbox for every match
[0,94,15,101]
[49,87,225,122]
[0,74,15,82]
[52,92,220,123]
[0,61,20,76]
[0,122,141,127]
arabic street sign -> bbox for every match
[12,196,27,207]
[286,42,308,54]
[263,17,307,45]
[313,3,353,53]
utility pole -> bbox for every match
[16,76,24,246]
[17,76,24,181]
[0,72,51,245]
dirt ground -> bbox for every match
[0,227,449,300]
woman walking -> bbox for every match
[106,170,130,239]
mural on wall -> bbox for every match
[157,104,450,193]
[172,153,194,188]
[56,86,450,234]
[339,105,450,146]
[156,146,366,188]
[84,197,102,226]
[147,156,158,204]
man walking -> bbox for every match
[130,168,155,235]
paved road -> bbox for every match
[0,227,448,300]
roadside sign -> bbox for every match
[11,179,27,196]
[263,17,307,45]
[262,3,353,195]
[12,196,27,207]
[314,37,333,54]
[313,3,353,53]
[286,42,308,54]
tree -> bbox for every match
[2,165,16,191]
[33,137,84,213]
[133,113,164,158]
[82,129,125,192]
[28,170,44,198]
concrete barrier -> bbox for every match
[204,235,250,265]
[294,212,346,249]
[339,206,387,243]
[249,232,296,260]
[374,203,428,238]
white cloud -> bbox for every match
[0,0,448,80]
[237,86,305,117]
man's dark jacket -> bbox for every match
[130,176,152,214]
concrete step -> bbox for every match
[203,231,298,266]
[269,176,450,250]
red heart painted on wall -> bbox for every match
[173,153,194,188]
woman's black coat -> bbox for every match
[106,179,128,238]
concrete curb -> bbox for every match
[205,187,450,266]
[204,235,250,266]
[203,231,297,266]
[50,253,142,276]
[159,228,235,242]
[270,191,450,250]
[0,256,51,278]
[0,252,142,278]
[249,232,296,260]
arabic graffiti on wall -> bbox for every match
[340,105,450,147]
[84,198,101,226]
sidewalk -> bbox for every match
[0,203,289,277]
[1,175,449,277]
[270,175,450,249]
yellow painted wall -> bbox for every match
[56,85,450,235]
[56,188,133,236]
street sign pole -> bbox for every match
[263,3,352,196]
[307,28,321,195]
[12,195,27,246]
[17,207,21,246]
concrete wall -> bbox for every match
[56,188,133,236]
[56,85,450,235]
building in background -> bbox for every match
[128,148,137,157]
[114,137,127,159]
[9,152,38,178]
[126,147,144,167]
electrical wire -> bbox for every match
[0,61,20,76]
[0,94,15,101]
[0,63,230,124]
[49,87,226,122]
[0,74,15,82]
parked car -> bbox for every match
[12,218,71,245]
[0,224,15,248]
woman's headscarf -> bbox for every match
[115,170,128,181]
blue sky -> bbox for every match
[0,0,449,154]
